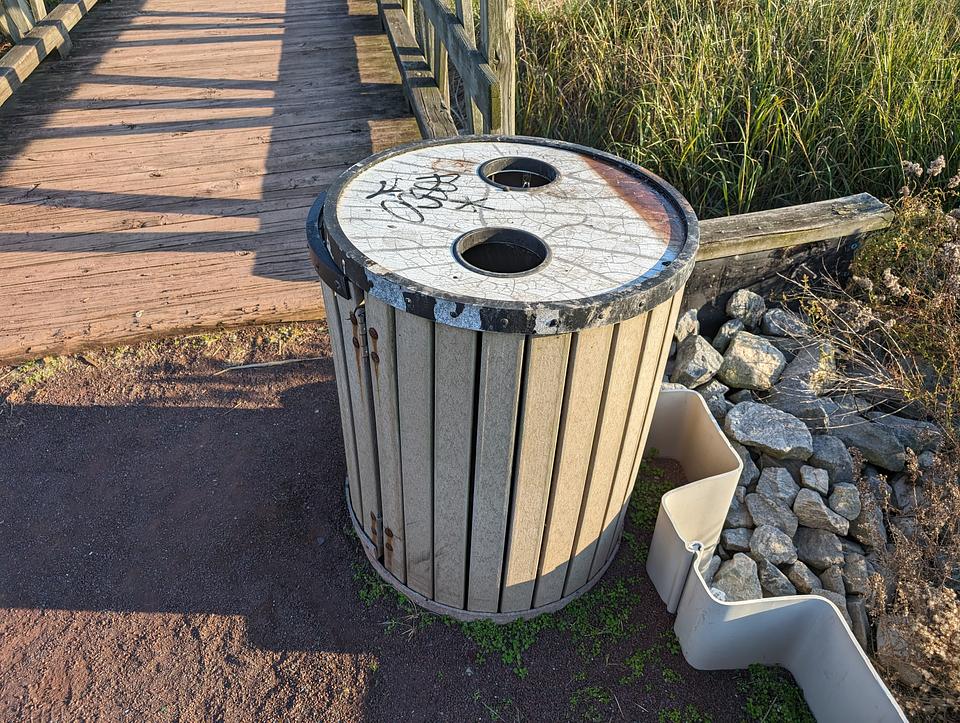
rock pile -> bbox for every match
[665,289,944,651]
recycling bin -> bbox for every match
[306,136,699,621]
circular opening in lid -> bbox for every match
[478,156,559,190]
[453,227,550,277]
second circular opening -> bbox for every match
[478,156,559,190]
[454,227,550,277]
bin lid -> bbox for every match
[317,136,699,335]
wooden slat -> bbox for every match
[365,297,406,582]
[532,325,612,608]
[396,311,435,598]
[321,284,363,524]
[26,0,46,22]
[563,312,648,596]
[1,0,99,106]
[379,0,457,138]
[697,193,892,260]
[478,0,512,133]
[453,0,481,132]
[336,289,384,554]
[2,0,34,41]
[432,323,478,608]
[466,332,523,613]
[500,333,570,613]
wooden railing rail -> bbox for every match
[1,0,100,107]
[379,0,515,138]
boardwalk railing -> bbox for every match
[379,0,515,138]
[1,0,99,107]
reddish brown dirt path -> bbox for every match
[0,324,749,721]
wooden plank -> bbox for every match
[532,325,612,608]
[416,0,499,131]
[590,296,676,577]
[479,0,513,133]
[379,0,456,138]
[2,0,33,40]
[26,0,45,22]
[500,333,570,613]
[563,312,648,596]
[397,311,434,597]
[336,289,384,554]
[433,323,478,608]
[466,332,523,613]
[365,296,406,582]
[0,0,99,107]
[322,284,364,524]
[453,0,481,132]
[698,193,892,261]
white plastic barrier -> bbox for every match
[646,390,906,723]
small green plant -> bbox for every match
[620,645,658,684]
[739,664,814,722]
[661,629,682,655]
[568,685,612,723]
[556,577,643,658]
[459,617,552,677]
[658,705,711,723]
[628,458,672,531]
[661,667,682,684]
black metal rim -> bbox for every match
[315,135,700,335]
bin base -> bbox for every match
[345,477,621,623]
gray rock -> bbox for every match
[847,596,871,650]
[671,335,723,388]
[759,455,804,482]
[758,558,797,598]
[842,552,870,595]
[833,394,874,416]
[827,413,906,472]
[745,493,798,537]
[890,515,918,540]
[674,308,700,343]
[758,334,806,362]
[703,554,722,586]
[717,332,787,391]
[725,486,754,528]
[786,561,820,593]
[794,527,844,570]
[762,380,839,431]
[661,382,687,392]
[840,537,866,555]
[848,498,888,549]
[709,587,728,601]
[891,475,922,513]
[726,289,766,330]
[706,394,734,421]
[779,342,834,394]
[819,565,846,595]
[810,435,856,486]
[730,441,760,487]
[724,403,813,461]
[799,465,830,495]
[749,524,798,565]
[828,483,862,520]
[713,318,744,354]
[728,389,754,404]
[918,450,936,469]
[696,379,729,398]
[756,467,800,506]
[864,412,943,453]
[812,588,853,627]
[713,553,762,602]
[761,308,809,337]
[720,527,753,553]
[793,489,850,535]
[717,543,730,561]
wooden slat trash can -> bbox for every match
[306,136,699,622]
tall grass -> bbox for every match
[517,0,960,217]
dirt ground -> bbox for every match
[0,323,793,722]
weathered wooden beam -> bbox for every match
[1,0,35,42]
[416,0,500,132]
[687,193,894,334]
[26,0,45,23]
[698,192,893,261]
[479,0,514,134]
[0,0,99,107]
[379,0,458,139]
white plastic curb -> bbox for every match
[646,390,907,723]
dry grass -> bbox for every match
[799,163,960,719]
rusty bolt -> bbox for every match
[370,351,380,364]
[385,528,393,538]
[368,328,379,340]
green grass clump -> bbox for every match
[739,664,814,722]
[459,616,553,677]
[568,685,613,722]
[518,0,960,217]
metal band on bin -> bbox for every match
[318,135,700,335]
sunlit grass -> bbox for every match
[517,0,960,217]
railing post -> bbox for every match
[479,0,515,134]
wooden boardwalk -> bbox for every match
[0,0,420,363]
